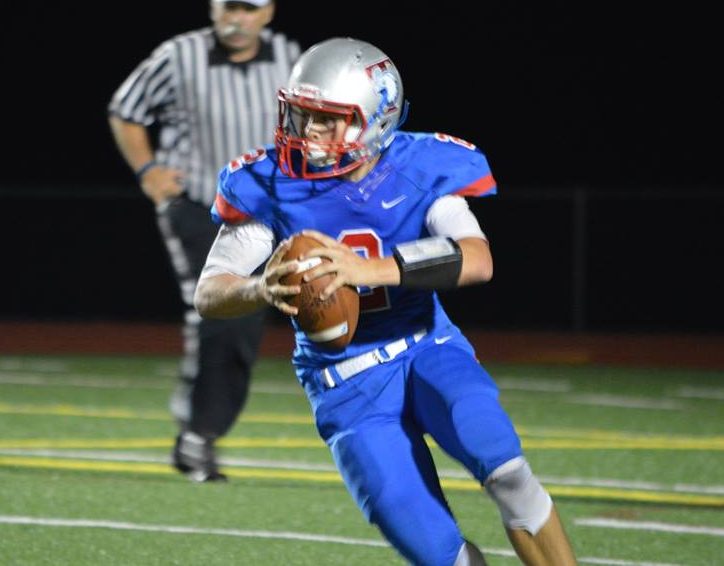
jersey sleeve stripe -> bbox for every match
[454,173,497,197]
[214,193,250,224]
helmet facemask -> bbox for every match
[275,93,369,179]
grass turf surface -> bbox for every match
[0,355,722,565]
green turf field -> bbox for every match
[0,355,722,565]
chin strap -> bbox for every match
[397,99,410,128]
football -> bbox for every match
[280,233,359,349]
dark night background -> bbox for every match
[1,3,721,334]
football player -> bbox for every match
[194,37,577,566]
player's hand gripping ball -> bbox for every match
[280,233,359,349]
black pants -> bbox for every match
[157,195,266,439]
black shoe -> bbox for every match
[172,432,228,483]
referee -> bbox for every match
[108,0,300,482]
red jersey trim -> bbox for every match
[455,173,496,197]
[214,193,250,224]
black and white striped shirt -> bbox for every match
[109,27,300,206]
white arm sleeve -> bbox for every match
[199,221,276,281]
[425,195,487,240]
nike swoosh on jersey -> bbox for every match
[381,195,407,209]
[434,336,452,344]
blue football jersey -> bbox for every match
[211,131,497,368]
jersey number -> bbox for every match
[433,132,476,150]
[228,148,267,172]
[338,230,391,312]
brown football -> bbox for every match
[280,233,359,349]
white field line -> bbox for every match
[251,383,305,395]
[0,515,388,548]
[2,448,722,497]
[495,377,572,392]
[0,373,301,395]
[0,515,682,565]
[674,386,724,401]
[6,371,712,408]
[536,475,724,496]
[0,373,169,389]
[0,359,69,372]
[576,518,724,537]
[3,361,724,400]
[435,462,724,495]
[0,359,177,376]
[564,394,683,410]
[0,372,567,395]
[577,560,679,566]
[4,371,724,406]
[578,560,680,566]
[0,372,576,395]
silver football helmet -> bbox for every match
[275,37,405,179]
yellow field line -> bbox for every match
[439,478,724,507]
[1,403,722,450]
[0,403,166,420]
[518,426,724,443]
[1,434,722,451]
[1,456,721,508]
[0,437,325,449]
[0,456,340,483]
[520,438,724,450]
[0,403,313,424]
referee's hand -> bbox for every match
[139,166,185,206]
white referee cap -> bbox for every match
[212,0,272,5]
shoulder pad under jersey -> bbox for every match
[390,132,497,198]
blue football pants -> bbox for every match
[301,337,523,566]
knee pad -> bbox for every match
[454,540,488,565]
[484,456,552,535]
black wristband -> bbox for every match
[392,236,463,289]
[135,160,158,180]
